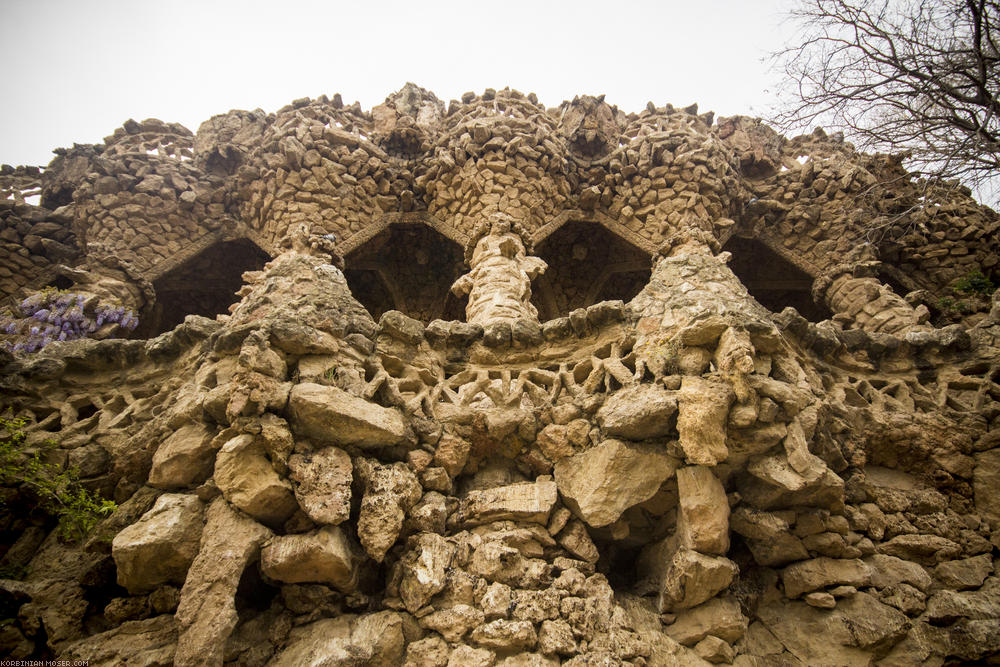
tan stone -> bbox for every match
[555,439,678,528]
[665,596,747,646]
[112,493,204,594]
[288,446,352,525]
[213,434,298,528]
[261,525,360,591]
[659,549,738,612]
[782,557,871,598]
[596,383,678,440]
[288,382,410,448]
[148,423,217,489]
[677,376,733,466]
[459,479,558,526]
[676,465,730,555]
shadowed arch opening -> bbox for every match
[723,236,832,322]
[141,238,271,336]
[344,222,465,322]
[531,220,651,320]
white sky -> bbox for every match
[0,0,796,168]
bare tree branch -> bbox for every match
[771,0,1000,203]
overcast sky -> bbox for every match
[0,0,796,168]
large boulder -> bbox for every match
[288,382,410,448]
[261,526,361,592]
[597,384,677,440]
[112,493,204,594]
[554,439,678,528]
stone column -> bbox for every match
[450,215,547,326]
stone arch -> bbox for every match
[140,238,271,336]
[530,216,653,320]
[341,215,466,323]
[722,236,832,322]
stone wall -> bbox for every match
[0,86,998,666]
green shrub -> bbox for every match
[0,416,116,542]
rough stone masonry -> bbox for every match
[0,83,999,665]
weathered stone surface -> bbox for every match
[677,376,733,466]
[460,478,558,526]
[782,557,871,599]
[665,596,747,646]
[112,493,204,594]
[174,498,272,667]
[597,383,678,439]
[471,619,538,651]
[148,423,217,489]
[288,382,410,448]
[288,446,352,525]
[213,434,298,528]
[934,553,993,590]
[974,448,1000,528]
[865,554,933,592]
[419,604,485,643]
[398,532,455,613]
[554,439,678,528]
[271,611,405,667]
[60,615,177,666]
[876,534,962,565]
[356,459,422,562]
[659,549,738,612]
[557,519,599,563]
[261,525,360,591]
[676,465,730,555]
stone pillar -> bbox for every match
[813,259,929,335]
[450,215,547,326]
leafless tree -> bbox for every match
[772,0,1000,201]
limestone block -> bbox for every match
[261,525,360,592]
[538,619,577,656]
[174,498,272,667]
[59,615,177,667]
[933,554,993,590]
[271,612,405,667]
[213,434,298,528]
[398,533,455,613]
[356,459,422,562]
[974,449,1000,529]
[288,382,410,448]
[781,557,871,598]
[148,423,217,489]
[419,604,485,643]
[471,619,538,651]
[447,646,496,667]
[288,446,352,525]
[112,494,204,594]
[404,635,450,666]
[659,550,738,612]
[459,478,558,526]
[434,432,471,476]
[865,554,933,593]
[557,519,599,564]
[554,439,678,528]
[596,384,678,440]
[664,596,747,646]
[677,376,733,466]
[876,534,962,566]
[676,466,730,555]
[693,635,735,664]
